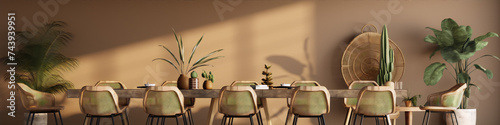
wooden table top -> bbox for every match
[67,89,407,98]
[396,107,425,112]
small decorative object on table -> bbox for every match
[402,94,421,107]
[189,71,199,89]
[202,70,214,89]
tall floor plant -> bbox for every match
[3,21,78,94]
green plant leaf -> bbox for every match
[423,62,446,86]
[464,87,470,98]
[441,18,459,31]
[457,73,470,83]
[159,45,181,67]
[469,83,480,91]
[466,26,472,39]
[474,32,499,41]
[474,41,488,52]
[153,58,179,73]
[192,49,223,66]
[188,35,204,65]
[429,47,440,59]
[452,26,469,44]
[424,35,439,44]
[474,64,493,79]
[440,47,461,63]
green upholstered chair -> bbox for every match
[230,81,264,125]
[353,86,396,125]
[420,83,467,125]
[161,81,195,125]
[344,81,378,125]
[284,81,321,125]
[16,83,64,125]
[143,86,188,125]
[289,86,330,125]
[95,81,130,123]
[80,86,127,125]
[218,86,261,125]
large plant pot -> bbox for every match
[24,113,47,125]
[446,109,476,125]
[177,74,189,89]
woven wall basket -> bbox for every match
[341,24,405,86]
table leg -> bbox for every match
[261,98,273,125]
[207,98,219,125]
[405,111,412,125]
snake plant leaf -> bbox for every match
[188,35,204,65]
[424,62,446,86]
[424,35,439,44]
[153,58,179,72]
[474,32,499,41]
[441,18,459,31]
[457,72,471,83]
[452,26,469,44]
[159,45,181,66]
[474,64,493,79]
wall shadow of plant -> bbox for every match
[266,38,314,81]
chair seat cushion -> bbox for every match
[420,106,457,112]
[27,106,64,112]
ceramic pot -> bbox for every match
[189,78,199,89]
[177,74,189,89]
[203,80,213,89]
[446,109,476,125]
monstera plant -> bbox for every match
[423,18,499,109]
[154,30,223,89]
[3,21,78,94]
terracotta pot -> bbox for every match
[203,80,213,89]
[404,100,412,107]
[189,78,199,89]
[177,74,189,89]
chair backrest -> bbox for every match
[143,86,185,116]
[290,86,330,115]
[95,81,130,107]
[161,81,177,86]
[218,86,258,116]
[16,83,55,109]
[344,81,378,107]
[355,86,396,116]
[291,81,320,87]
[428,83,467,108]
[80,86,121,116]
[231,81,258,86]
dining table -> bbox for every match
[67,88,408,125]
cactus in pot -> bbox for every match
[189,71,199,89]
[201,70,214,89]
[376,25,394,86]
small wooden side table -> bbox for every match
[396,107,424,125]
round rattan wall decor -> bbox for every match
[341,24,405,86]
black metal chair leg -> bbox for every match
[188,110,194,125]
[53,112,58,125]
[385,116,390,125]
[321,115,326,125]
[97,117,101,125]
[375,117,380,125]
[183,114,188,125]
[353,114,358,125]
[453,111,459,125]
[230,117,234,125]
[31,112,35,125]
[293,115,298,125]
[83,115,88,125]
[422,111,427,125]
[175,115,179,125]
[162,117,166,125]
[285,110,290,125]
[426,111,431,125]
[111,116,115,125]
[90,117,94,125]
[258,111,263,125]
[58,111,64,125]
[150,116,154,125]
[249,115,254,125]
[359,115,364,125]
[26,112,31,125]
[120,114,125,125]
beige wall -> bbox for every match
[1,0,499,124]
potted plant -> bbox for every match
[258,64,273,89]
[377,25,394,86]
[153,30,223,89]
[3,21,78,124]
[422,18,499,125]
[402,94,421,107]
[189,71,199,89]
[201,70,214,89]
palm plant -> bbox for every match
[3,21,78,94]
[153,30,223,89]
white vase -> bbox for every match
[24,113,47,125]
[446,109,476,125]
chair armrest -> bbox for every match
[31,90,56,107]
